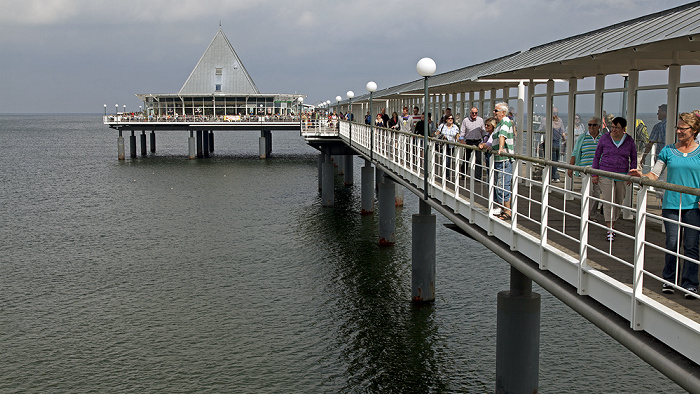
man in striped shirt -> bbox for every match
[567,116,602,220]
[492,102,515,220]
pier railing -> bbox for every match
[336,119,700,365]
[104,114,304,124]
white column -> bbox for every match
[565,77,577,198]
[526,81,535,179]
[667,63,681,146]
[623,70,639,219]
[517,81,525,177]
[546,80,554,161]
[595,73,605,120]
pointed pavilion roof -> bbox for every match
[178,29,259,95]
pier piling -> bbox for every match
[129,131,136,158]
[188,130,195,159]
[412,199,436,301]
[322,152,334,207]
[361,159,374,214]
[343,154,353,185]
[378,169,396,246]
[117,130,125,160]
[496,266,540,393]
[140,131,147,156]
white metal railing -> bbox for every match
[336,119,700,365]
[103,114,303,124]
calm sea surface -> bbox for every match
[0,115,678,392]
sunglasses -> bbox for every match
[588,123,598,126]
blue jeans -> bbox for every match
[662,209,700,289]
[494,160,512,205]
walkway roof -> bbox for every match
[345,2,700,103]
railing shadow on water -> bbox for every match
[332,119,700,366]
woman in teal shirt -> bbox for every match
[630,111,700,298]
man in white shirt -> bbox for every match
[460,107,487,180]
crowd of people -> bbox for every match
[337,102,700,298]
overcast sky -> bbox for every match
[0,0,692,114]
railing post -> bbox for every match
[632,184,648,331]
[510,159,520,247]
[539,166,551,269]
[578,173,592,295]
[469,146,477,223]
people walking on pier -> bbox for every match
[375,114,385,127]
[435,114,460,182]
[641,104,668,168]
[492,103,515,221]
[538,107,566,181]
[410,106,422,132]
[400,107,411,133]
[460,107,487,181]
[567,116,603,221]
[629,111,700,298]
[478,117,498,182]
[389,111,400,130]
[592,117,637,242]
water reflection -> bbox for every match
[299,176,449,391]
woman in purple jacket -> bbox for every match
[592,117,637,241]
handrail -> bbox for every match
[333,119,700,370]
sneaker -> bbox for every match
[662,283,675,294]
[606,231,615,242]
[685,287,698,299]
[490,207,502,216]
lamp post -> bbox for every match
[366,81,377,161]
[123,104,126,114]
[336,96,341,114]
[417,57,436,201]
[104,104,107,116]
[115,104,118,115]
[346,90,354,145]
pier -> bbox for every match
[103,4,700,391]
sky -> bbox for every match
[0,0,693,114]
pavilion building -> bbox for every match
[136,29,302,120]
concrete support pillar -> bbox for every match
[322,152,335,207]
[361,159,374,215]
[496,266,540,394]
[318,153,324,191]
[259,130,267,159]
[188,130,196,160]
[140,131,147,156]
[203,129,210,158]
[117,130,125,160]
[337,154,345,175]
[412,199,436,302]
[395,186,404,206]
[266,130,272,157]
[208,131,214,153]
[150,131,156,153]
[343,154,353,185]
[196,130,203,158]
[129,131,136,158]
[378,170,396,246]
